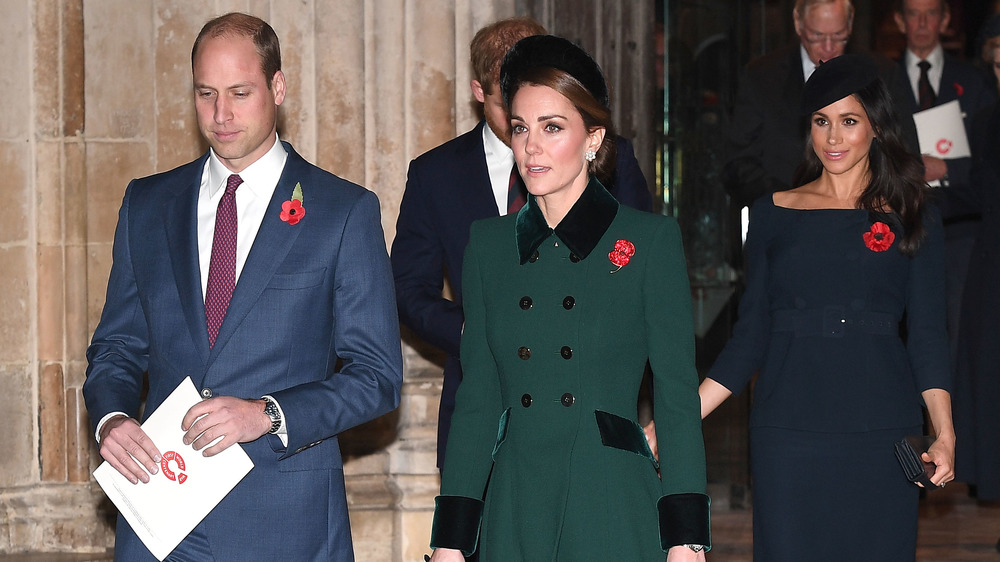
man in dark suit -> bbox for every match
[726,0,919,208]
[84,13,402,561]
[391,17,652,470]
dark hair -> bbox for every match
[506,66,618,187]
[470,17,546,94]
[894,0,947,15]
[192,13,282,89]
[792,78,929,255]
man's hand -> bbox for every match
[181,396,271,457]
[99,415,162,485]
[922,154,948,182]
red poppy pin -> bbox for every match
[863,222,895,252]
[954,82,964,97]
[280,182,306,225]
[609,239,635,273]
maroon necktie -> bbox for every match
[205,174,242,348]
[917,60,936,111]
[506,165,526,214]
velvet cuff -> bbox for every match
[430,495,484,556]
[657,493,712,552]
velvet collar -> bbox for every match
[515,177,620,265]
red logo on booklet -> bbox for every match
[936,138,952,155]
[161,451,188,484]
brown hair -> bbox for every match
[470,17,546,94]
[508,66,617,187]
[192,13,282,89]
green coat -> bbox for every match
[431,180,710,560]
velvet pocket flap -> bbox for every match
[594,409,658,469]
[492,407,511,461]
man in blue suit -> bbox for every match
[391,17,652,470]
[84,13,402,561]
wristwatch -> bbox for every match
[683,544,706,552]
[262,396,282,434]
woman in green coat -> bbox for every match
[428,35,711,561]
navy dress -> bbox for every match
[709,195,950,560]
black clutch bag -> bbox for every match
[893,435,940,489]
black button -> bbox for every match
[518,346,531,360]
[561,393,575,407]
[562,296,575,310]
[569,253,581,263]
[201,387,213,398]
[560,346,573,359]
[521,394,532,407]
[519,296,533,310]
[529,250,539,263]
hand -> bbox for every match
[181,396,271,457]
[922,433,956,488]
[921,155,948,182]
[427,548,465,562]
[98,415,162,485]
[666,545,707,561]
[643,420,658,462]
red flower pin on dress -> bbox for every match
[863,222,895,252]
[609,239,636,273]
[954,82,964,97]
[280,182,306,225]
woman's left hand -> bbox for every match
[922,432,956,488]
[666,545,707,561]
[643,420,658,462]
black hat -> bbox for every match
[499,35,609,109]
[800,54,879,115]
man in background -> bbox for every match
[391,17,652,470]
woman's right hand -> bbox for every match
[428,548,466,562]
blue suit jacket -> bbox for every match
[391,121,651,468]
[84,142,403,561]
[896,53,997,221]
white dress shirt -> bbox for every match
[482,123,517,216]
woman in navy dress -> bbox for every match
[700,54,956,560]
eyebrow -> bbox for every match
[813,111,863,120]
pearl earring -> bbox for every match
[585,149,596,162]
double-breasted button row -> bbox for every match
[517,296,575,310]
[519,393,575,407]
[516,346,573,360]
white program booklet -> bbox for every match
[913,100,971,187]
[93,377,255,561]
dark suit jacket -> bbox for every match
[726,45,920,208]
[896,52,997,222]
[84,142,403,561]
[391,121,651,468]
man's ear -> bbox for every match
[272,70,286,106]
[471,80,486,104]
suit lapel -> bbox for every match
[163,154,212,364]
[937,57,959,105]
[207,143,306,359]
[459,122,503,220]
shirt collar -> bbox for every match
[207,133,288,200]
[905,44,944,70]
[800,45,818,82]
[515,176,619,265]
[481,121,513,164]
